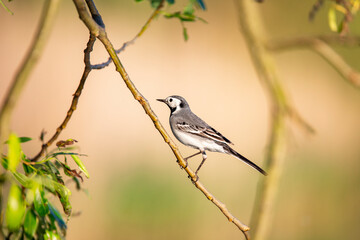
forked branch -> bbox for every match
[92,0,165,69]
[31,34,96,162]
[31,0,165,161]
[266,37,360,88]
[72,0,251,238]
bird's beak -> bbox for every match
[157,98,166,103]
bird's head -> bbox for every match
[157,95,189,114]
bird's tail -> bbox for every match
[223,144,267,176]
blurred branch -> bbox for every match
[267,37,360,88]
[320,35,360,46]
[30,35,96,162]
[72,0,251,237]
[235,1,314,239]
[0,0,61,159]
[309,0,324,21]
[91,0,165,69]
[0,1,60,239]
[31,0,166,161]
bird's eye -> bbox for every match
[169,98,173,102]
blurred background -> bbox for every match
[1,0,360,239]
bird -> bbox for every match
[157,95,267,179]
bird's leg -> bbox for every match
[192,151,207,182]
[182,150,202,169]
[185,150,202,160]
[195,152,207,175]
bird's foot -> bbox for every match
[188,174,199,183]
[183,159,188,169]
[178,158,188,169]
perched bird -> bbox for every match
[157,95,267,178]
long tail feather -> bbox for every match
[224,145,267,176]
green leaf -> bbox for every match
[163,11,195,22]
[6,184,26,231]
[70,154,90,178]
[22,153,34,175]
[29,175,72,215]
[52,181,72,215]
[23,162,33,175]
[24,209,38,238]
[8,133,21,172]
[2,156,8,170]
[150,0,162,8]
[0,0,13,15]
[34,187,49,217]
[50,152,80,157]
[19,137,32,143]
[12,172,34,189]
[328,7,339,32]
[46,161,61,176]
[44,230,61,240]
[183,3,194,16]
[183,27,189,41]
[40,175,56,193]
[45,161,64,185]
[5,136,32,144]
[73,176,81,190]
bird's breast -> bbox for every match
[171,126,225,153]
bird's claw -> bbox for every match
[179,159,188,169]
[188,174,199,183]
[183,159,188,169]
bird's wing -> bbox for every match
[176,122,233,145]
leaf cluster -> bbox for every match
[1,134,89,239]
[310,0,359,35]
[328,0,359,35]
[136,0,207,40]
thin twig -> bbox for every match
[267,37,360,88]
[91,0,165,69]
[72,0,251,237]
[31,1,165,161]
[0,0,13,15]
[30,35,96,162]
[0,0,61,157]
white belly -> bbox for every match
[172,127,225,153]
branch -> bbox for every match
[72,0,251,237]
[85,0,105,28]
[302,35,360,47]
[31,1,166,161]
[267,37,360,88]
[234,1,314,239]
[0,0,61,157]
[91,0,165,69]
[30,34,96,162]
